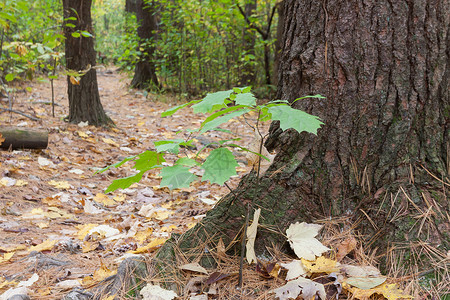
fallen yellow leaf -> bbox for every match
[82,241,99,253]
[0,279,16,289]
[154,210,173,221]
[344,282,413,300]
[0,252,15,263]
[42,196,63,207]
[15,180,28,187]
[38,222,49,229]
[160,225,177,232]
[93,264,116,282]
[77,131,88,138]
[102,138,119,147]
[75,224,99,240]
[130,238,167,254]
[134,228,154,244]
[28,239,56,252]
[301,256,339,274]
[113,194,126,202]
[94,193,116,207]
[48,180,71,189]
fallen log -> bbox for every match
[0,126,48,149]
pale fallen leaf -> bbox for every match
[340,264,381,278]
[246,208,261,264]
[0,177,15,187]
[345,276,387,290]
[189,294,208,300]
[78,121,88,127]
[199,198,217,205]
[140,284,178,300]
[271,277,326,300]
[38,157,54,167]
[83,199,105,214]
[179,262,208,274]
[88,225,120,240]
[55,280,81,290]
[69,168,84,175]
[286,222,330,260]
[281,260,307,281]
[301,256,339,274]
[0,287,30,300]
[154,210,173,221]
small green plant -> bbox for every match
[97,88,324,192]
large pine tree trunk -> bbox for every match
[155,0,449,279]
[130,0,161,90]
[63,0,113,127]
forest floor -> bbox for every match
[0,68,268,299]
[0,70,447,300]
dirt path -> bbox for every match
[0,69,261,298]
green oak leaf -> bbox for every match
[192,90,233,113]
[105,171,145,193]
[268,105,324,135]
[201,148,239,185]
[160,165,197,190]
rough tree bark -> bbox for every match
[92,0,448,297]
[63,0,113,127]
[130,0,161,90]
[156,0,449,280]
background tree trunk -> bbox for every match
[156,0,449,281]
[130,0,160,90]
[240,0,257,86]
[63,0,113,127]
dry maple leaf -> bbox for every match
[271,277,326,300]
[286,222,330,260]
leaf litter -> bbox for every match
[0,70,434,299]
[0,70,263,299]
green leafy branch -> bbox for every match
[97,88,324,192]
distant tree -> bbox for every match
[240,0,257,86]
[63,0,113,126]
[130,0,160,90]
